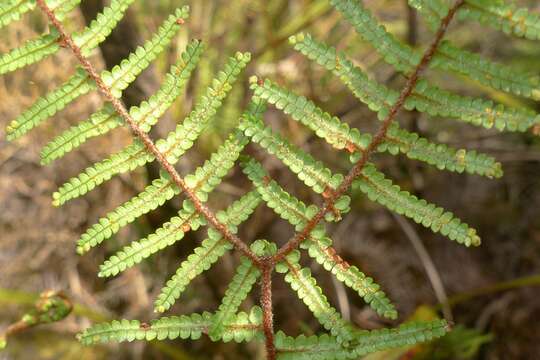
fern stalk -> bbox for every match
[274,0,466,262]
[34,0,260,266]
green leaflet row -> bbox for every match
[77,129,250,254]
[274,320,448,359]
[241,157,397,319]
[251,76,503,178]
[5,5,188,140]
[0,0,79,30]
[53,51,251,206]
[239,112,344,196]
[290,33,539,133]
[354,164,481,247]
[77,307,263,345]
[41,39,204,164]
[0,0,134,76]
[154,191,262,313]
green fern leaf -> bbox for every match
[41,39,204,164]
[72,0,136,55]
[152,190,261,312]
[290,33,539,133]
[274,319,449,359]
[77,129,249,254]
[275,332,353,360]
[239,111,344,196]
[350,320,449,356]
[77,307,263,345]
[278,250,356,346]
[6,69,93,141]
[5,5,186,141]
[207,240,273,339]
[252,76,502,178]
[354,164,481,246]
[461,0,540,41]
[0,0,133,76]
[54,52,251,205]
[0,0,79,30]
[241,158,396,319]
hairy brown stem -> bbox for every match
[274,0,465,263]
[260,259,276,360]
[35,0,260,267]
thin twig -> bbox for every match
[274,0,465,263]
[391,213,453,322]
[35,0,260,267]
[260,259,276,360]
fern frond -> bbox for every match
[72,0,136,55]
[303,240,397,320]
[277,250,356,345]
[54,52,251,205]
[239,112,344,196]
[290,33,540,133]
[275,319,449,359]
[241,158,396,319]
[0,0,133,76]
[409,0,540,99]
[0,31,61,75]
[461,0,540,41]
[78,129,248,254]
[275,332,353,360]
[6,69,93,141]
[41,39,204,164]
[354,164,481,246]
[251,77,502,178]
[100,7,190,98]
[5,5,186,141]
[350,320,449,356]
[77,307,263,345]
[208,240,273,339]
[152,191,262,312]
[0,0,79,30]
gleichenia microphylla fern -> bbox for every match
[2,0,540,358]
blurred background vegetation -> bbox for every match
[1,0,540,358]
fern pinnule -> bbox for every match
[153,190,262,313]
[53,51,251,206]
[241,157,397,319]
[251,77,503,178]
[355,164,480,246]
[0,0,79,31]
[277,250,356,346]
[40,39,204,164]
[5,3,185,141]
[78,128,249,255]
[77,307,263,345]
[208,240,273,340]
[239,112,344,197]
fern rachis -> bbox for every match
[2,0,539,358]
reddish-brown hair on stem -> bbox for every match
[35,0,465,358]
[273,0,466,264]
[34,0,260,267]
